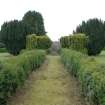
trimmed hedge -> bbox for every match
[26,34,52,50]
[60,33,88,53]
[0,50,46,105]
[60,36,69,48]
[61,49,105,105]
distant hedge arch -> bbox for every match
[26,34,52,49]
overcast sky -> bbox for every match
[0,0,105,41]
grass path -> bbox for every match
[8,55,87,105]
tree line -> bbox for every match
[0,10,46,55]
[0,11,105,56]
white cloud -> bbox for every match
[0,0,105,41]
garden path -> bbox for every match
[8,55,87,105]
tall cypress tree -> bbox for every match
[22,11,46,35]
[0,20,32,55]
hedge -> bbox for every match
[60,33,88,53]
[61,49,105,105]
[26,34,52,50]
[0,50,46,105]
[60,36,69,48]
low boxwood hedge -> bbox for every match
[61,49,105,105]
[0,50,46,105]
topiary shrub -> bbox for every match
[26,34,52,50]
[69,33,88,53]
[60,36,69,48]
[60,33,88,53]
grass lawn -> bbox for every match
[0,52,12,61]
[94,50,105,64]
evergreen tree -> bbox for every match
[75,18,105,55]
[22,11,46,35]
[0,20,32,55]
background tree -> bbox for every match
[22,11,46,35]
[0,20,32,55]
[74,18,105,55]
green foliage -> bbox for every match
[74,18,105,55]
[0,42,7,53]
[22,10,46,35]
[0,50,46,105]
[0,20,32,55]
[60,36,69,48]
[61,49,105,105]
[26,34,52,50]
[0,48,7,53]
[69,34,88,53]
[0,42,5,48]
[0,10,46,55]
[60,33,88,53]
